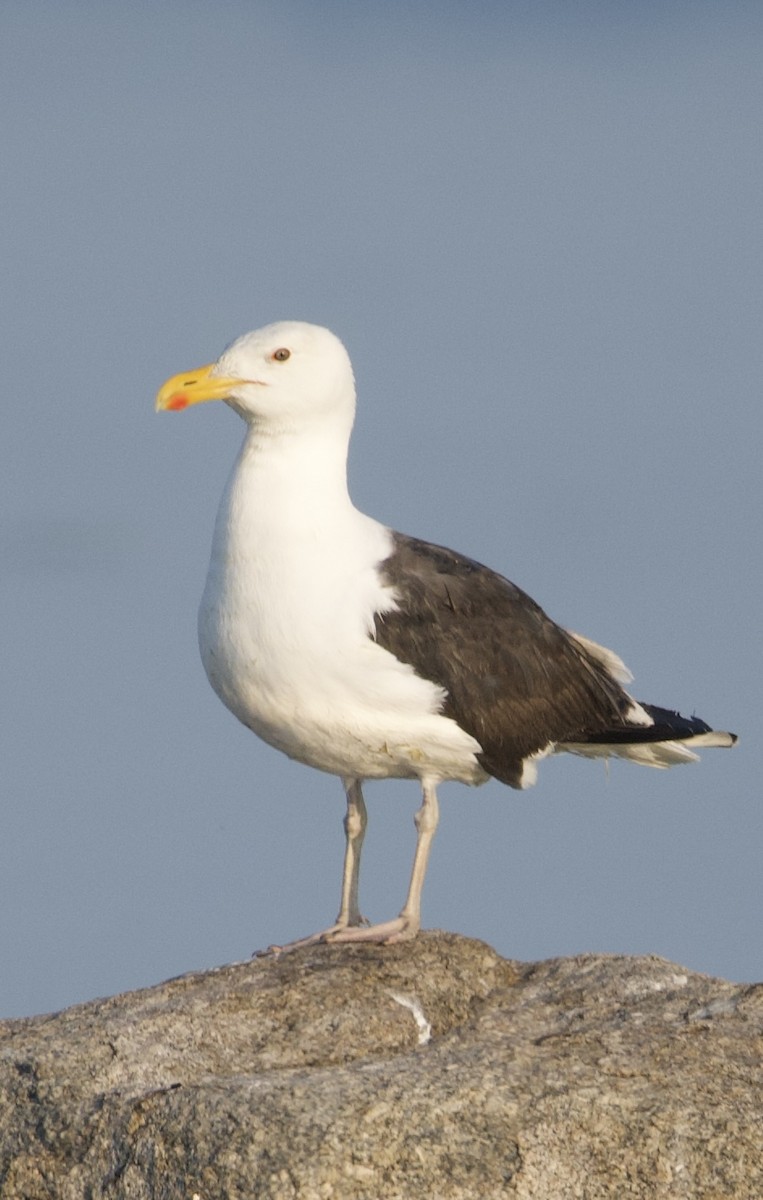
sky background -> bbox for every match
[1,0,760,1018]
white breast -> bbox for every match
[197,433,484,784]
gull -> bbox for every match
[156,320,736,947]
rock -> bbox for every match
[0,932,761,1198]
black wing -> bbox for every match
[374,533,636,787]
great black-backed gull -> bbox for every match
[156,320,736,948]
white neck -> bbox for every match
[213,418,358,564]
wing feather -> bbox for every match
[374,534,635,786]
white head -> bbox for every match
[156,321,356,436]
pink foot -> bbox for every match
[324,914,420,945]
[255,918,366,957]
[255,914,418,956]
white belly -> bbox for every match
[197,524,484,785]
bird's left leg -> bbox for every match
[335,777,368,928]
[256,777,368,955]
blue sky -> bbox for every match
[1,0,760,1016]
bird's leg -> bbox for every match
[335,778,368,928]
[259,779,440,955]
[323,777,440,945]
[256,777,368,955]
[395,777,439,935]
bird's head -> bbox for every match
[156,321,356,432]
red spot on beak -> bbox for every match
[167,395,189,411]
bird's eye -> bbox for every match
[272,348,291,362]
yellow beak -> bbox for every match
[155,362,244,412]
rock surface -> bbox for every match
[0,932,761,1198]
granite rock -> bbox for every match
[1,932,761,1198]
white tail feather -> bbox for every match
[560,740,701,768]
